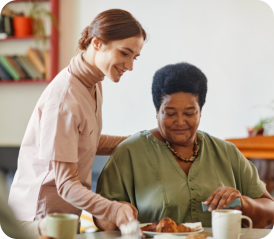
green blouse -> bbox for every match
[96,130,266,227]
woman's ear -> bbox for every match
[91,37,102,51]
[156,109,159,119]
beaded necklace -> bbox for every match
[166,139,199,162]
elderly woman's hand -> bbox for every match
[204,186,242,212]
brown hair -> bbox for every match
[78,9,147,51]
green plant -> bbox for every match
[254,117,274,130]
[251,100,274,135]
[28,1,57,48]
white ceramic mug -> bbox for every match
[46,213,79,239]
[212,209,252,239]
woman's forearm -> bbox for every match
[52,161,123,223]
[242,195,274,228]
[96,134,130,155]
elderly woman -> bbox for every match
[94,63,274,230]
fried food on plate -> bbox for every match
[140,220,159,232]
[140,217,202,233]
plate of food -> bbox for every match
[154,235,211,239]
[139,217,204,236]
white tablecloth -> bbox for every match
[75,227,273,239]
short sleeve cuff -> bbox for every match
[52,154,78,163]
[249,180,266,199]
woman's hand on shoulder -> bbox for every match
[204,186,242,212]
[116,201,138,229]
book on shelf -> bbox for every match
[4,15,13,36]
[27,48,45,75]
[0,14,13,37]
[0,48,50,82]
[0,63,12,80]
[33,48,44,64]
[0,15,7,39]
[6,56,27,79]
[19,56,43,79]
[0,65,7,80]
[0,55,20,80]
[12,55,32,79]
[13,55,36,80]
[0,15,5,32]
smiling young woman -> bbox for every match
[6,9,146,238]
[83,35,144,83]
[78,9,146,82]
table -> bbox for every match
[226,135,274,159]
[75,228,272,239]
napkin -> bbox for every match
[201,197,241,212]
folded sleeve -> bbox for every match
[39,103,80,163]
[53,161,123,223]
[231,144,266,199]
[96,134,130,156]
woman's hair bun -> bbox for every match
[78,9,146,51]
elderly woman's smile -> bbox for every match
[156,92,201,149]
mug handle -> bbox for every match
[238,215,253,239]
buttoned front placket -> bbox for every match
[188,175,199,222]
[187,134,203,223]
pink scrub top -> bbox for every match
[8,62,104,221]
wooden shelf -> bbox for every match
[0,80,50,84]
[0,0,59,85]
[226,135,274,159]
